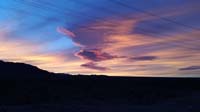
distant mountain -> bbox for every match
[0,60,69,80]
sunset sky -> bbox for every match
[0,0,199,76]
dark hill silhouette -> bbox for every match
[0,60,70,80]
[0,60,48,79]
[0,60,200,111]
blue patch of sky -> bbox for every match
[0,0,76,51]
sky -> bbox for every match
[0,0,200,77]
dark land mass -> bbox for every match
[0,60,200,112]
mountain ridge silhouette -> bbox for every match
[0,60,71,80]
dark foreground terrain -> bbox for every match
[0,60,200,112]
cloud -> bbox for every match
[58,18,138,49]
[81,62,109,71]
[179,66,200,71]
[130,56,158,61]
[57,27,76,38]
[59,11,199,75]
[75,49,119,62]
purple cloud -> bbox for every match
[179,66,200,71]
[75,49,119,62]
[130,56,158,61]
[81,62,109,71]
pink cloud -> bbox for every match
[57,27,76,38]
